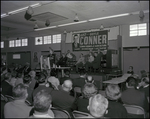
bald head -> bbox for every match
[88,94,108,118]
[62,80,73,92]
[85,76,94,83]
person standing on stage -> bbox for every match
[57,53,67,67]
[75,53,85,73]
[92,48,103,71]
[85,52,94,72]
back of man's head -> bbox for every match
[126,76,137,88]
[33,90,52,113]
[37,72,47,84]
[13,83,28,100]
[85,76,94,84]
[4,73,11,81]
[23,75,32,85]
[62,80,73,92]
[88,94,108,118]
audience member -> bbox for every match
[104,84,127,118]
[23,62,31,75]
[1,73,13,96]
[127,66,134,75]
[75,53,85,73]
[9,71,17,87]
[141,70,147,79]
[87,94,108,118]
[23,75,33,104]
[47,76,60,90]
[51,80,77,115]
[29,90,54,118]
[85,52,94,72]
[28,71,37,90]
[1,66,7,82]
[15,72,24,86]
[33,72,53,98]
[59,70,72,85]
[137,77,149,102]
[4,84,32,118]
[77,83,98,113]
[121,76,149,112]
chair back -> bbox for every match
[5,95,14,102]
[74,87,81,98]
[51,107,71,118]
[72,110,91,118]
[123,104,145,118]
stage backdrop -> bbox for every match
[72,30,108,51]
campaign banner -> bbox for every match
[72,30,108,51]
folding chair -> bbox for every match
[72,110,91,118]
[51,107,71,118]
[123,104,145,118]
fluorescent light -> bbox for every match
[1,13,9,18]
[8,3,41,15]
[58,20,87,27]
[34,26,57,31]
[89,13,130,21]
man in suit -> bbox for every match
[92,49,103,71]
[121,76,149,112]
[51,80,77,115]
[73,34,80,48]
[1,73,13,96]
[4,84,32,118]
[56,53,67,67]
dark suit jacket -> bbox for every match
[93,52,103,69]
[1,80,13,96]
[51,89,77,112]
[77,98,90,113]
[57,57,67,67]
[23,66,31,75]
[104,100,127,118]
[139,86,149,98]
[121,88,149,112]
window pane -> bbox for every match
[22,39,28,46]
[35,37,43,45]
[138,30,147,36]
[53,34,61,43]
[138,23,147,30]
[44,35,51,44]
[15,39,21,47]
[9,40,14,47]
[130,24,137,30]
[1,41,4,48]
[130,31,138,36]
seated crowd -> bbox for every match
[1,62,149,118]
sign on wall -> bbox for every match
[72,30,108,51]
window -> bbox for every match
[1,41,4,48]
[130,23,147,37]
[44,35,52,44]
[22,39,28,46]
[15,39,21,47]
[9,40,15,47]
[53,34,61,43]
[35,37,43,45]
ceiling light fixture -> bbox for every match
[58,20,87,27]
[45,19,50,27]
[8,3,41,15]
[34,26,57,31]
[1,13,9,18]
[34,22,39,29]
[100,24,104,30]
[74,13,79,22]
[24,6,34,20]
[89,13,130,21]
